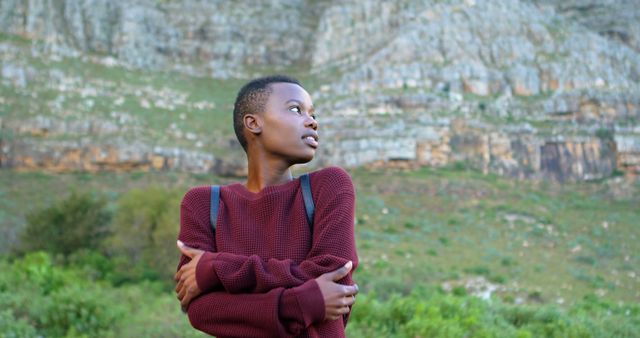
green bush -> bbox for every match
[106,187,182,285]
[0,309,38,338]
[3,252,639,338]
[18,191,111,257]
[346,287,640,338]
[66,249,115,282]
[0,252,202,338]
[0,252,124,337]
[42,283,124,337]
[0,252,70,300]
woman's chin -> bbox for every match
[291,150,315,165]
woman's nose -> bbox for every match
[305,115,318,130]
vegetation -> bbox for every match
[0,252,205,338]
[106,187,183,284]
[17,191,111,257]
[0,252,637,337]
[348,287,639,337]
[1,166,638,337]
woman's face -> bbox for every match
[259,82,318,164]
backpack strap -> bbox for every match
[210,185,220,232]
[300,173,315,233]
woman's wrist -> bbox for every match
[195,251,221,293]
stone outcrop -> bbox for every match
[315,109,620,182]
[0,0,324,78]
[312,0,639,98]
[615,128,640,174]
[1,0,639,181]
[1,138,216,173]
[528,0,640,53]
[308,0,639,181]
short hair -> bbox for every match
[233,75,302,152]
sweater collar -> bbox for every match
[227,177,301,200]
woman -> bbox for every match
[174,75,359,337]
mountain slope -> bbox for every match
[1,0,639,181]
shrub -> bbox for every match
[106,187,182,285]
[595,128,614,141]
[346,287,640,338]
[4,251,639,338]
[0,252,124,337]
[18,191,111,257]
[0,309,38,338]
[66,249,115,281]
[43,283,124,337]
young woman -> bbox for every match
[174,75,359,338]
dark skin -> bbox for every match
[175,82,359,321]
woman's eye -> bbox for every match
[290,106,301,114]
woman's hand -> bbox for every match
[315,261,359,321]
[175,240,205,308]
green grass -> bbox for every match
[349,166,639,305]
[1,166,638,307]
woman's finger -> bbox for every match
[344,295,356,306]
[175,278,184,293]
[340,284,359,297]
[336,306,350,315]
[181,291,193,308]
[326,305,349,321]
[177,285,187,301]
[177,240,197,258]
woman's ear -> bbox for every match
[243,114,262,135]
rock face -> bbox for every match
[314,0,639,96]
[0,0,323,77]
[529,0,640,53]
[315,108,621,182]
[1,0,639,181]
[3,139,216,173]
[309,0,640,181]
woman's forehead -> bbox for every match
[268,82,313,106]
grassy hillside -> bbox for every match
[2,166,638,306]
[351,166,639,305]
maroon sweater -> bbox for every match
[177,166,358,338]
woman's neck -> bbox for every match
[244,152,293,193]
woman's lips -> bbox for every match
[303,136,318,148]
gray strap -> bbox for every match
[300,173,315,233]
[210,185,220,232]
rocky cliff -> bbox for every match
[310,0,640,181]
[1,0,639,181]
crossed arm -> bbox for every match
[178,245,357,337]
[175,186,358,336]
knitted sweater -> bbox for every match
[177,166,358,338]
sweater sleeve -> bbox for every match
[196,167,358,296]
[178,188,327,333]
[187,280,325,338]
[177,187,219,292]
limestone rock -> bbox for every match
[0,0,320,78]
[1,0,639,182]
[1,138,217,173]
[529,0,640,53]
